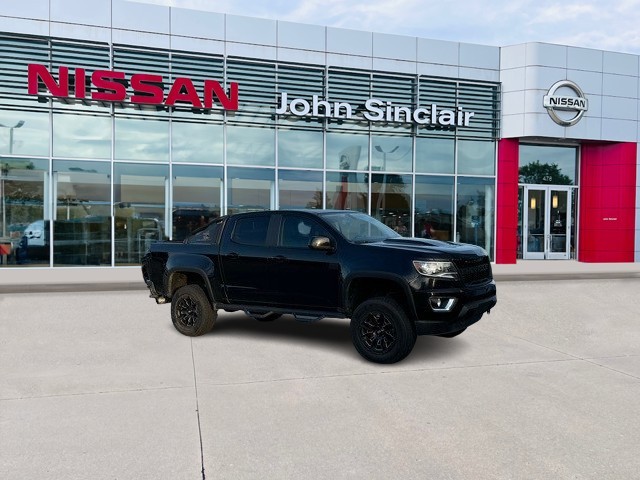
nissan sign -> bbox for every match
[543,80,588,126]
[27,64,239,110]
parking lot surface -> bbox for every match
[1,278,640,479]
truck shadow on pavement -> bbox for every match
[208,312,469,363]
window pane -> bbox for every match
[414,175,454,240]
[325,171,368,212]
[186,220,223,245]
[326,132,369,170]
[53,113,112,159]
[53,160,111,266]
[0,110,50,157]
[0,158,49,267]
[115,117,169,162]
[371,136,412,172]
[232,216,270,246]
[172,165,223,241]
[457,177,495,259]
[371,173,412,236]
[519,144,577,185]
[172,122,223,164]
[114,163,168,265]
[226,126,275,166]
[278,170,323,209]
[227,167,274,215]
[278,129,323,169]
[279,215,329,248]
[457,140,495,175]
[415,137,454,174]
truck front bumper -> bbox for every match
[413,281,497,336]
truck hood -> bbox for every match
[366,237,488,258]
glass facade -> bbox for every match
[519,144,578,186]
[0,33,499,268]
[517,144,579,259]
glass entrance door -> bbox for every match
[523,186,572,260]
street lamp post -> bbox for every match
[0,120,25,239]
[0,120,25,155]
[373,145,398,223]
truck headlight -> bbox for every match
[412,260,458,279]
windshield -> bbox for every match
[320,212,400,243]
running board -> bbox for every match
[294,314,324,323]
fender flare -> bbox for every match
[165,253,217,303]
[344,271,418,320]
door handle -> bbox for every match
[227,252,239,260]
[270,255,287,263]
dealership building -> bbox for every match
[0,0,639,275]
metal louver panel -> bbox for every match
[0,35,49,107]
[171,52,225,119]
[112,46,170,113]
[457,82,500,139]
[277,64,325,101]
[50,39,111,112]
[226,58,276,123]
[327,69,371,105]
[372,74,415,105]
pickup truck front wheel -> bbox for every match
[171,285,217,336]
[350,297,417,364]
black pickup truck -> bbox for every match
[142,210,496,363]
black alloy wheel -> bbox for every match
[350,297,417,364]
[175,295,199,328]
[359,311,397,354]
[170,284,217,336]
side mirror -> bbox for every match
[309,236,334,251]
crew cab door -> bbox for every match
[219,212,279,305]
[270,213,342,310]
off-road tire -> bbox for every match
[171,284,217,336]
[350,297,417,364]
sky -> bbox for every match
[136,0,640,55]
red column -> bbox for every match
[496,138,519,264]
[579,142,637,262]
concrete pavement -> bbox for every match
[1,260,640,293]
[1,278,639,479]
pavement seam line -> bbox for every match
[0,358,583,402]
[579,358,640,381]
[497,332,640,382]
[193,358,582,388]
[0,384,192,402]
[191,338,206,480]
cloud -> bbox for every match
[133,0,640,54]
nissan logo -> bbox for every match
[543,80,588,126]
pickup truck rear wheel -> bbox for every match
[171,285,217,336]
[350,297,417,364]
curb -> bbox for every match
[493,272,640,282]
[2,272,640,293]
[0,282,147,294]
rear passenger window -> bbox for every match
[232,216,270,246]
[187,221,222,245]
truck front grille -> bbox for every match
[454,257,492,285]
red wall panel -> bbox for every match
[578,142,637,262]
[496,138,520,264]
